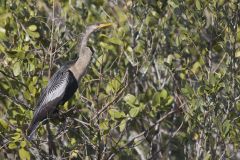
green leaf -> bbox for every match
[180,72,186,80]
[19,148,30,160]
[119,119,127,132]
[23,91,31,101]
[0,119,8,129]
[152,92,161,106]
[0,44,5,53]
[70,138,76,145]
[99,120,109,131]
[235,50,240,58]
[191,61,201,74]
[20,141,27,148]
[27,30,40,38]
[108,37,124,46]
[99,42,115,51]
[129,107,140,118]
[223,120,231,137]
[0,27,7,40]
[166,96,174,106]
[203,152,211,160]
[168,0,179,8]
[218,0,225,6]
[139,61,150,74]
[115,7,127,24]
[70,150,78,159]
[160,89,168,99]
[13,61,21,76]
[32,76,38,84]
[181,84,194,96]
[108,109,125,119]
[8,142,17,149]
[28,81,37,96]
[95,54,107,68]
[11,132,21,141]
[152,90,168,106]
[236,102,240,111]
[127,46,133,53]
[124,94,136,104]
[123,94,137,107]
[195,0,201,10]
[106,78,121,94]
[166,54,174,65]
[28,25,37,31]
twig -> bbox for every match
[91,84,127,121]
[172,121,183,137]
[0,89,32,110]
[213,52,227,73]
[122,103,185,150]
[0,70,29,90]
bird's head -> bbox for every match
[79,22,112,56]
[85,22,112,35]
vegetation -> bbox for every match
[0,0,239,159]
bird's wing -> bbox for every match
[36,63,74,106]
[33,66,70,119]
[27,66,72,138]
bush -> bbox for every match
[0,0,239,159]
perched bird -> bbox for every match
[27,23,112,140]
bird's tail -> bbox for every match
[26,121,39,141]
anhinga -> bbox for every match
[27,23,112,140]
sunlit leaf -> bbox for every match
[195,0,201,10]
[28,25,37,31]
[235,50,240,58]
[152,92,161,106]
[99,120,109,131]
[19,148,30,160]
[119,119,127,132]
[99,42,115,51]
[0,119,8,129]
[108,37,124,46]
[191,61,201,74]
[70,138,76,145]
[95,53,107,68]
[129,107,140,118]
[124,94,137,107]
[11,132,21,141]
[160,89,168,99]
[20,141,27,148]
[13,61,21,76]
[8,142,17,149]
[115,7,127,24]
[166,96,174,106]
[27,30,40,38]
[0,27,7,40]
[70,150,79,159]
[108,108,125,119]
[106,78,121,94]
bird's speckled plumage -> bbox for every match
[27,62,78,139]
[26,23,112,140]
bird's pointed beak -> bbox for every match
[97,23,113,29]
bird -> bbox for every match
[26,23,112,140]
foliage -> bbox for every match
[0,0,239,159]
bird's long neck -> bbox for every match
[69,29,95,81]
[70,49,92,81]
[79,31,91,54]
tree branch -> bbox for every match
[0,89,32,110]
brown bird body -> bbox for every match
[27,23,112,140]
